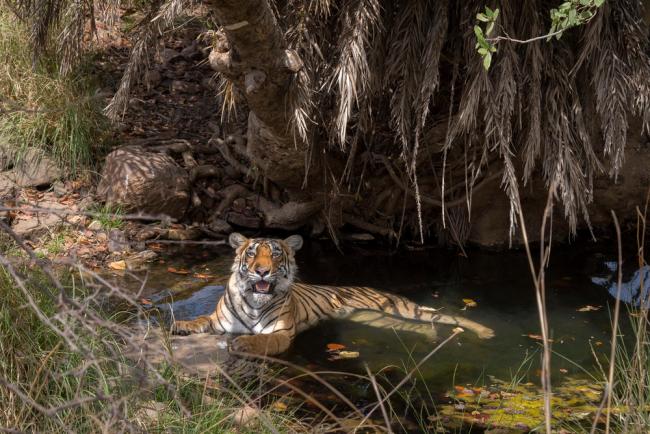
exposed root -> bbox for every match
[264,201,322,230]
[343,213,396,239]
[214,184,251,216]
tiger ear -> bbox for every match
[283,234,303,252]
[229,232,248,250]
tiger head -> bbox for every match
[228,232,303,306]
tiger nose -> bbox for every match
[256,267,270,277]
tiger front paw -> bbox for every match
[229,335,261,355]
[171,320,199,335]
[477,326,495,339]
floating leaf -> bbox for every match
[326,343,346,352]
[462,298,478,308]
[193,273,214,279]
[577,305,601,312]
[167,267,190,275]
[523,334,554,343]
[328,350,359,361]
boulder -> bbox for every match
[0,147,62,188]
[12,200,67,239]
[97,148,190,220]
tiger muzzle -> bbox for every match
[253,280,274,294]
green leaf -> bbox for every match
[485,6,494,16]
[474,25,484,39]
[476,13,489,22]
[483,52,492,70]
[579,0,591,5]
[594,0,605,6]
[492,8,499,19]
[478,47,488,55]
[486,22,495,35]
[568,8,577,25]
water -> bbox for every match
[120,238,637,392]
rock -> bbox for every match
[170,80,202,94]
[51,180,67,197]
[232,198,246,212]
[231,405,259,427]
[226,212,261,229]
[97,147,190,220]
[109,250,157,271]
[108,229,130,252]
[87,220,103,231]
[134,227,161,241]
[166,227,202,241]
[0,174,17,197]
[144,69,161,90]
[12,201,66,239]
[134,401,168,424]
[1,147,62,188]
[207,218,232,234]
[201,77,218,91]
[180,41,201,60]
[158,48,181,64]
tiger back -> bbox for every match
[172,233,494,356]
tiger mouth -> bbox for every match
[253,281,273,294]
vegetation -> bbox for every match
[0,6,108,173]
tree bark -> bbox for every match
[208,0,307,190]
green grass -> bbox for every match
[0,6,109,174]
[90,203,125,230]
[0,260,305,432]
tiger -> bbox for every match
[171,232,495,356]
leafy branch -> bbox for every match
[475,0,606,70]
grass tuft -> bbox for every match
[0,6,109,174]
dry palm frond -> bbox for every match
[104,0,191,121]
[330,0,380,150]
[487,1,521,236]
[541,42,594,232]
[612,0,650,134]
[57,0,86,75]
[590,4,629,179]
[520,0,543,184]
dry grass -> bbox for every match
[0,6,108,173]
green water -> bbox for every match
[120,238,633,393]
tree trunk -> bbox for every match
[208,0,307,191]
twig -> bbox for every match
[516,182,555,433]
[0,204,175,223]
[375,154,502,208]
[605,211,623,434]
[365,364,393,434]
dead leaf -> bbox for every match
[192,273,214,279]
[577,305,602,312]
[272,401,288,412]
[452,327,465,334]
[326,343,346,352]
[462,298,478,308]
[139,298,152,306]
[108,260,127,270]
[524,334,554,343]
[167,267,190,275]
[338,350,359,359]
[328,350,359,361]
[559,368,568,374]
